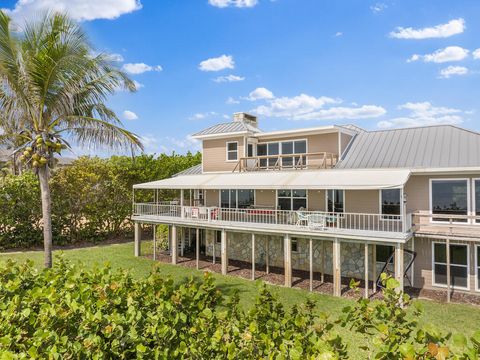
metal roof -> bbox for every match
[173,164,202,177]
[134,168,411,190]
[337,125,480,169]
[192,121,261,138]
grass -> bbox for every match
[1,242,479,358]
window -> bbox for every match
[291,238,298,252]
[431,179,468,222]
[433,243,469,289]
[327,190,344,213]
[194,189,204,206]
[381,189,401,219]
[267,143,279,167]
[376,245,394,263]
[221,189,255,209]
[277,189,307,211]
[215,231,222,244]
[247,143,254,157]
[475,179,480,224]
[257,140,308,169]
[226,141,238,161]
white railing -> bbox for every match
[133,203,410,234]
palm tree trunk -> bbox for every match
[38,165,53,268]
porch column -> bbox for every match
[134,222,141,257]
[309,238,313,292]
[364,243,369,299]
[446,237,451,303]
[171,225,178,264]
[180,227,184,257]
[372,244,377,293]
[284,234,292,287]
[251,233,256,280]
[321,240,325,284]
[212,233,216,265]
[196,228,200,270]
[153,225,157,261]
[221,229,228,275]
[266,237,270,274]
[333,238,341,297]
[180,190,184,219]
[394,242,404,292]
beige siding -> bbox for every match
[308,190,326,211]
[202,136,244,173]
[340,133,353,155]
[205,190,219,207]
[413,237,477,293]
[345,190,379,214]
[255,190,276,208]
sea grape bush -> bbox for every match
[340,274,480,359]
[0,259,346,359]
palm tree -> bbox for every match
[0,12,143,268]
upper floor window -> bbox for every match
[381,189,401,219]
[430,179,468,222]
[220,189,254,209]
[257,140,307,169]
[226,141,238,161]
[327,189,344,213]
[277,189,307,211]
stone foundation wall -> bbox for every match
[202,229,386,280]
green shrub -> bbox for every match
[0,259,346,359]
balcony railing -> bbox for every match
[133,203,411,234]
[411,212,480,237]
[232,152,338,172]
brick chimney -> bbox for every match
[233,112,258,127]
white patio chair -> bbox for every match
[307,214,327,230]
[295,208,309,226]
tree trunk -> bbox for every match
[38,165,53,268]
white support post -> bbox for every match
[333,238,341,297]
[180,189,185,218]
[284,234,292,287]
[134,222,141,257]
[221,229,228,275]
[364,243,369,299]
[196,228,200,270]
[266,237,270,274]
[446,238,451,303]
[251,233,256,280]
[372,244,377,293]
[395,243,404,292]
[321,240,325,284]
[309,238,313,292]
[153,225,157,261]
[171,225,178,264]
[180,228,184,257]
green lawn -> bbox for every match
[1,242,479,358]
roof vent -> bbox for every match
[233,112,258,127]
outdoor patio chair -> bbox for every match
[295,208,309,226]
[307,214,327,230]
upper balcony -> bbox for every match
[232,152,338,172]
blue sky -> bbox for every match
[3,0,480,155]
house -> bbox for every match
[132,112,480,299]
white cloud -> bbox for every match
[226,96,240,104]
[188,111,218,120]
[198,55,234,72]
[252,93,337,117]
[370,3,387,13]
[335,32,343,37]
[213,74,245,82]
[377,102,464,128]
[123,110,138,120]
[408,46,469,63]
[293,105,387,121]
[133,80,144,90]
[208,0,258,8]
[246,87,274,101]
[439,65,469,79]
[4,0,142,23]
[473,48,480,59]
[390,18,465,39]
[122,63,162,74]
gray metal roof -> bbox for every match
[192,121,260,137]
[173,164,202,177]
[337,125,480,169]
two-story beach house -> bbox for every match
[132,112,480,300]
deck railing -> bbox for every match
[133,203,411,234]
[232,152,338,172]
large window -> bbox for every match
[381,189,401,219]
[277,189,307,210]
[220,189,254,209]
[433,242,469,289]
[226,141,238,161]
[257,140,307,169]
[327,189,344,213]
[431,179,468,222]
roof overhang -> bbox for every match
[410,167,480,175]
[191,131,251,140]
[133,169,411,190]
